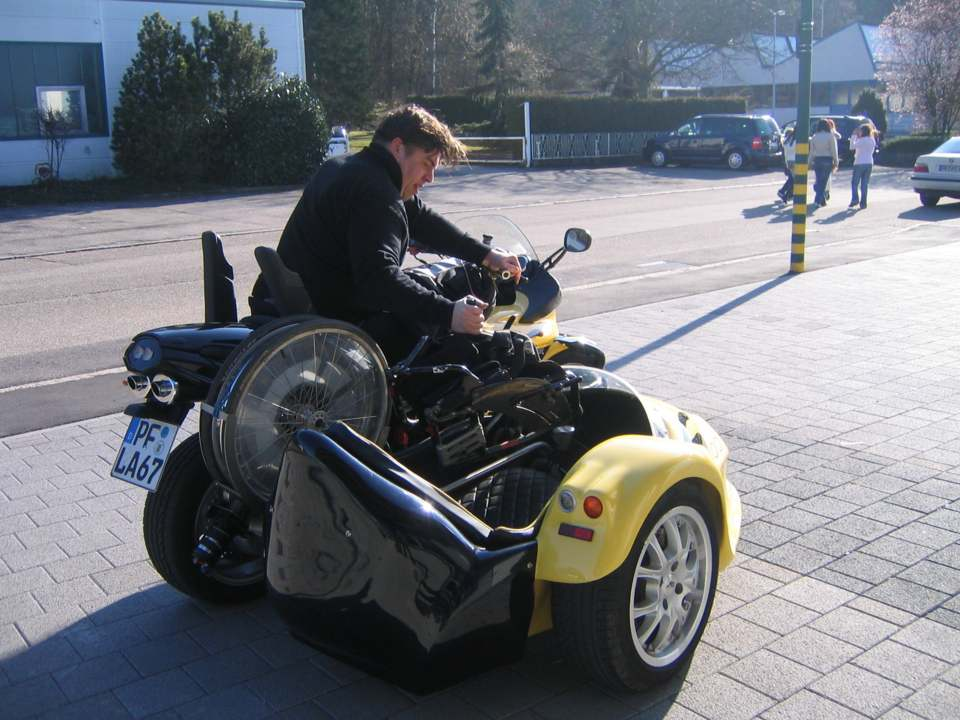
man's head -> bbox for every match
[373,105,466,200]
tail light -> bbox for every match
[751,136,763,150]
[914,163,929,173]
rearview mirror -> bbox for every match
[564,228,591,252]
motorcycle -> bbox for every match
[107,216,741,693]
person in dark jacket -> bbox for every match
[251,105,520,361]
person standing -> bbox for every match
[777,127,797,203]
[810,119,838,206]
[848,124,878,209]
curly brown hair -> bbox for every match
[373,105,467,165]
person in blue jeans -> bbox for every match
[810,120,838,206]
[849,124,878,209]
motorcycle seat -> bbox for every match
[315,423,538,549]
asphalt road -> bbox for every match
[2,162,958,435]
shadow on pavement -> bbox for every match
[814,207,859,224]
[628,165,778,181]
[1,579,691,719]
[607,274,795,371]
[898,202,960,221]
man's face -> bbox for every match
[390,139,440,200]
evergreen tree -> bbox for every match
[303,0,373,126]
[852,88,887,134]
[111,14,207,181]
[476,0,519,126]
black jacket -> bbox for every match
[252,143,490,332]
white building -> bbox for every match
[669,23,913,132]
[0,0,305,186]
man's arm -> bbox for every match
[348,197,455,332]
[405,197,490,265]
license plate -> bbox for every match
[111,417,179,492]
[939,163,960,173]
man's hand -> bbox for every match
[483,248,522,283]
[451,296,487,334]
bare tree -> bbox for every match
[879,0,960,134]
[38,108,72,183]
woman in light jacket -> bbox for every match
[810,119,838,206]
[849,124,877,209]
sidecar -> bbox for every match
[266,367,741,694]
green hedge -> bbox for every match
[877,134,949,167]
[407,95,493,126]
[506,96,748,134]
[407,94,748,136]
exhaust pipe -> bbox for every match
[124,374,150,396]
[150,375,178,404]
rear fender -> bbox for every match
[535,435,741,584]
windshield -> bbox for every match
[935,137,960,154]
[452,215,539,262]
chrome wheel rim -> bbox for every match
[629,505,713,667]
[652,150,666,166]
[728,153,743,169]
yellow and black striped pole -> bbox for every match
[790,0,814,273]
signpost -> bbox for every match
[791,0,814,273]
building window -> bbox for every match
[0,42,106,140]
[36,86,88,133]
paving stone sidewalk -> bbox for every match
[2,242,960,719]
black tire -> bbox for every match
[650,148,668,168]
[920,192,941,208]
[726,149,746,170]
[459,467,561,528]
[552,484,718,691]
[143,433,265,603]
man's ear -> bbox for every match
[388,137,404,160]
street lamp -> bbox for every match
[769,9,786,118]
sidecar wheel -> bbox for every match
[143,433,265,604]
[553,484,718,691]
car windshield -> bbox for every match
[934,137,960,154]
[453,215,538,262]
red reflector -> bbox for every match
[914,163,929,173]
[583,495,603,518]
[558,523,594,541]
[751,136,763,150]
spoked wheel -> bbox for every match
[553,484,718,691]
[210,319,390,503]
[143,434,265,603]
[726,150,746,170]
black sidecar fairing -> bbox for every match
[266,424,538,693]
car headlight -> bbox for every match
[125,336,162,373]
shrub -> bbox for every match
[217,76,327,186]
[407,95,494,126]
[876,134,949,166]
[111,13,207,181]
[112,11,323,186]
[852,89,887,134]
[506,96,748,134]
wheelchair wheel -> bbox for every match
[210,318,390,503]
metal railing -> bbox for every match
[532,131,660,162]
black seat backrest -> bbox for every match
[201,231,238,323]
[320,423,494,546]
[254,246,314,316]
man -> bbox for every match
[251,105,520,361]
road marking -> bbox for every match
[0,228,283,262]
[566,236,851,292]
[0,367,127,394]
